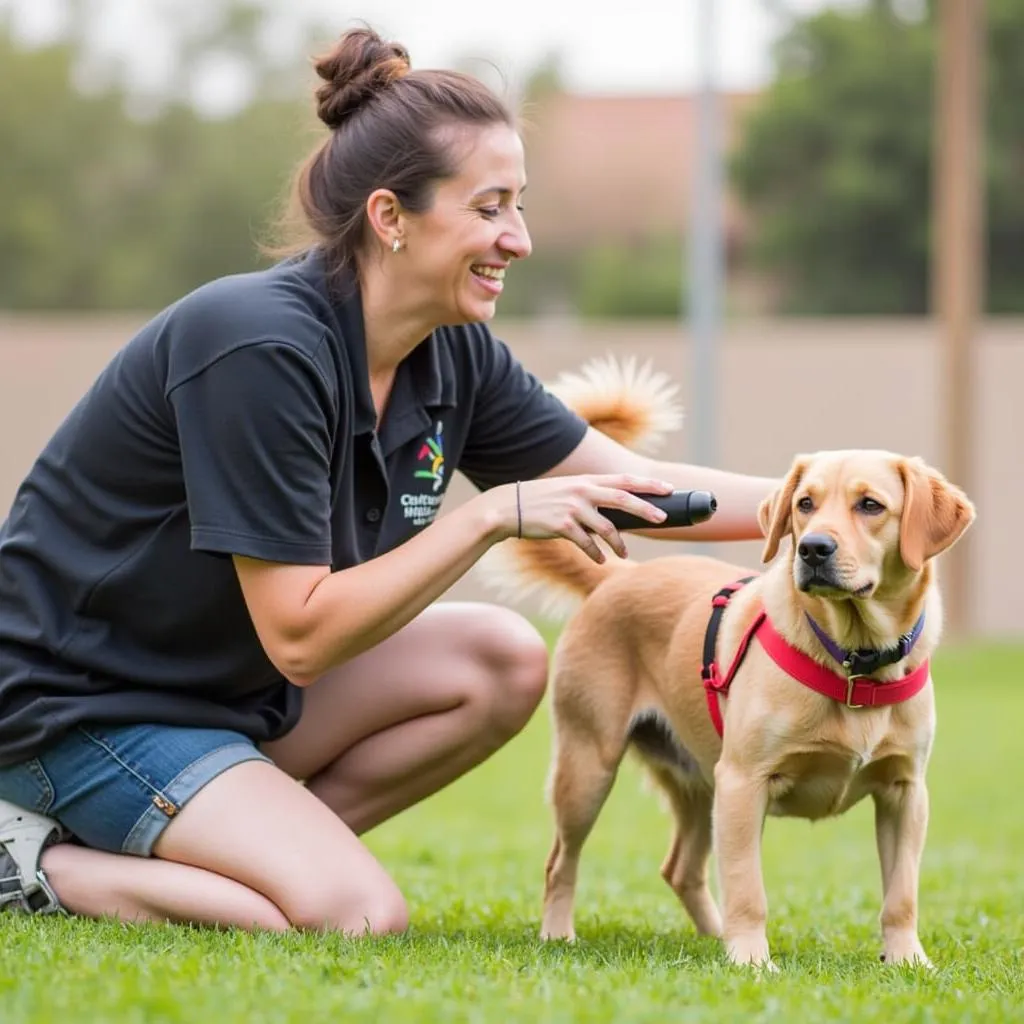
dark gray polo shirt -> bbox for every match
[0,252,588,766]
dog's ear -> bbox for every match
[760,456,809,564]
[896,457,976,572]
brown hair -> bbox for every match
[271,26,515,286]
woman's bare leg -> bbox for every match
[39,843,290,930]
[149,760,409,935]
[37,759,407,935]
[262,602,550,833]
[20,602,548,931]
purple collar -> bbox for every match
[804,611,926,678]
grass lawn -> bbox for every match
[1,638,1021,1023]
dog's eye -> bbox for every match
[857,497,885,515]
[796,497,814,513]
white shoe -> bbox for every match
[0,797,66,914]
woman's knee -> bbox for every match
[467,606,550,738]
[284,874,409,937]
[150,758,409,937]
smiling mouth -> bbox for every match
[471,265,505,285]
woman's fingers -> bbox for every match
[589,485,670,527]
[593,474,675,496]
[574,503,628,560]
[557,512,607,563]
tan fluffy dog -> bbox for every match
[478,357,975,970]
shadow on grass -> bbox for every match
[394,922,963,985]
[407,921,721,963]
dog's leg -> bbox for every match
[873,780,933,968]
[541,733,619,942]
[874,786,899,896]
[712,760,774,970]
[649,769,722,937]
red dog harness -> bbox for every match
[700,578,931,738]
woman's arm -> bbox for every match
[233,498,501,687]
[541,427,779,542]
[234,471,673,686]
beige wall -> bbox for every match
[1,313,1021,638]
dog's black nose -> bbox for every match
[798,533,838,566]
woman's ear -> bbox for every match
[365,188,405,251]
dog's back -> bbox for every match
[548,552,760,783]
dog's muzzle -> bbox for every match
[795,532,844,591]
[797,532,837,567]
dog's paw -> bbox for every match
[880,934,933,970]
[726,933,776,971]
[540,922,576,943]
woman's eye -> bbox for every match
[479,207,500,218]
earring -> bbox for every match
[391,237,402,253]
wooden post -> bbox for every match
[932,0,986,638]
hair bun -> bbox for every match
[314,27,410,131]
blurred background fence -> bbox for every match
[4,313,1020,636]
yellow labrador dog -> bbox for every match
[478,357,975,971]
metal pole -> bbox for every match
[932,0,985,638]
[687,0,722,468]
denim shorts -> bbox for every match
[0,723,272,857]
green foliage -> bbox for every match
[985,0,1024,313]
[493,248,582,318]
[0,12,314,311]
[0,34,129,308]
[2,1,1023,316]
[499,236,686,319]
[575,236,684,319]
[730,0,1024,314]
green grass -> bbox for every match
[2,640,1022,1023]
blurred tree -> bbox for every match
[499,50,691,320]
[0,30,132,308]
[4,0,1021,317]
[0,3,314,310]
[574,236,684,320]
[519,49,565,110]
[984,0,1024,314]
[731,0,1024,314]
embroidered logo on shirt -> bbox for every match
[414,420,445,493]
[400,420,447,528]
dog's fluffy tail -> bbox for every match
[474,354,684,621]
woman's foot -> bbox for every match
[0,797,65,914]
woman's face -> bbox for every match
[395,122,532,326]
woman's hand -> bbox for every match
[475,474,675,563]
[234,473,674,685]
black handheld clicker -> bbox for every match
[598,489,718,531]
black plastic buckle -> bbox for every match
[844,649,884,676]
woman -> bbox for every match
[0,27,776,933]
